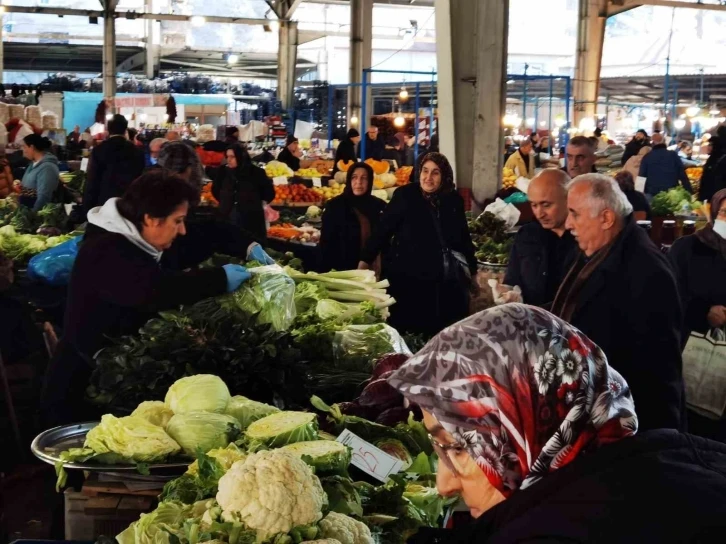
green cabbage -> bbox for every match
[132,401,175,428]
[84,414,181,462]
[225,268,297,331]
[244,411,319,449]
[280,440,351,475]
[224,395,280,430]
[116,501,192,544]
[165,412,242,457]
[403,484,449,526]
[374,439,413,471]
[164,374,231,414]
[186,444,247,477]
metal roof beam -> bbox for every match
[613,0,726,13]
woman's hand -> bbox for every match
[707,305,726,329]
[357,261,370,270]
[222,264,251,293]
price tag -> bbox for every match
[312,177,322,187]
[336,429,404,482]
[273,176,288,186]
[80,158,89,172]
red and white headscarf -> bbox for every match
[387,303,637,495]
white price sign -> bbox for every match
[273,176,289,186]
[336,429,404,482]
[312,177,322,188]
[80,158,89,172]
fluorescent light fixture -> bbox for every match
[190,16,205,27]
[226,53,239,64]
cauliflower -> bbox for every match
[216,450,325,542]
[318,513,374,544]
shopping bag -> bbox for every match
[27,236,81,286]
[682,328,726,419]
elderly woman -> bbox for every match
[614,170,651,220]
[393,304,726,543]
[359,152,476,336]
[157,140,205,186]
[20,134,59,210]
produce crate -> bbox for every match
[63,475,161,541]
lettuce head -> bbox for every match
[164,374,231,414]
[244,411,319,449]
[84,414,181,462]
[132,400,175,428]
[166,412,242,457]
[224,395,280,430]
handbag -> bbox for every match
[428,206,472,290]
[682,327,726,420]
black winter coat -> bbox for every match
[332,139,357,174]
[40,224,227,426]
[503,222,578,307]
[277,147,301,172]
[217,165,275,241]
[698,151,726,201]
[83,136,145,215]
[319,195,386,272]
[621,137,646,165]
[411,430,726,544]
[361,183,476,336]
[669,234,726,338]
[559,217,685,431]
[359,134,385,161]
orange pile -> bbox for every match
[201,182,218,206]
[273,184,323,204]
[395,166,413,186]
[268,223,301,240]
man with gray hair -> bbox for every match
[148,137,167,167]
[552,173,684,432]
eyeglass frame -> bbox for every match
[429,434,467,476]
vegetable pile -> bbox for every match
[651,186,703,217]
[468,211,514,265]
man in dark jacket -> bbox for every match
[82,114,145,217]
[332,128,360,174]
[277,135,303,172]
[621,128,649,165]
[504,169,577,307]
[639,132,693,199]
[552,174,684,431]
[358,125,384,161]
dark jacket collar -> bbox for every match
[653,143,668,150]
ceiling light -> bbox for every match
[710,108,721,115]
[394,113,406,128]
[686,105,700,118]
[526,118,535,127]
[349,115,359,125]
[399,86,408,101]
[674,119,686,130]
[539,121,546,127]
[226,53,239,64]
[269,19,279,33]
[190,16,206,27]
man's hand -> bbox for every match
[707,305,726,329]
[357,261,370,271]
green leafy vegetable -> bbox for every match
[165,412,242,457]
[244,411,319,449]
[224,395,280,430]
[165,374,231,414]
[280,440,351,476]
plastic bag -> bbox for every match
[484,198,521,228]
[333,323,411,367]
[229,264,296,331]
[488,279,523,305]
[27,236,80,286]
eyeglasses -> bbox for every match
[429,434,467,476]
[717,209,726,218]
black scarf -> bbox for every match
[417,152,455,209]
[343,162,381,222]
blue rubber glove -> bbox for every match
[222,264,251,293]
[248,243,276,265]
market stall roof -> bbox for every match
[599,74,726,107]
[4,42,143,73]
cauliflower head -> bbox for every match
[216,450,325,541]
[318,513,374,544]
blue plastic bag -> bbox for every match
[27,236,81,286]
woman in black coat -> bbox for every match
[217,143,275,242]
[319,162,385,272]
[40,171,251,426]
[359,152,476,336]
[332,129,360,174]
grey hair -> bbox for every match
[150,137,167,149]
[569,174,633,219]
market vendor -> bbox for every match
[217,143,275,242]
[504,169,577,307]
[332,129,360,174]
[19,134,59,211]
[359,152,476,336]
[277,135,303,172]
[39,171,252,426]
[391,304,726,543]
[0,148,14,198]
[320,161,385,273]
[504,137,535,179]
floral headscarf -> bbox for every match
[387,304,637,495]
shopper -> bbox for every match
[358,125,385,161]
[503,136,517,162]
[533,135,551,168]
[383,135,405,164]
[698,136,726,201]
[225,126,240,144]
[621,128,649,165]
[0,149,14,198]
[594,127,609,151]
[217,143,275,242]
[639,132,693,199]
[622,145,651,182]
[40,171,251,426]
[19,134,59,211]
[82,114,145,216]
[392,304,726,544]
[552,174,684,431]
[504,137,535,179]
[504,169,577,306]
[669,189,726,441]
[332,129,360,175]
[403,133,417,167]
[166,130,181,142]
[359,152,476,336]
[320,162,385,273]
[156,140,205,187]
[277,135,303,172]
[614,170,651,220]
[564,135,597,178]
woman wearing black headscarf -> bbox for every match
[319,162,385,273]
[359,152,476,336]
[699,136,726,201]
[217,143,275,242]
[332,129,361,175]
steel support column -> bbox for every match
[573,0,607,127]
[144,0,156,79]
[435,0,509,205]
[277,20,299,111]
[348,0,372,127]
[102,0,119,101]
[0,15,4,85]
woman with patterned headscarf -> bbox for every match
[358,152,476,336]
[392,304,726,543]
